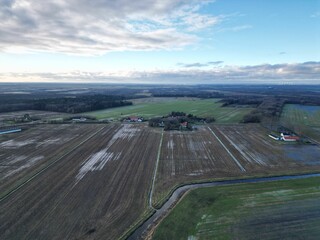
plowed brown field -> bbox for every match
[0,124,103,196]
[0,124,161,240]
[1,123,319,239]
[153,124,320,205]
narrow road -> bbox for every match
[128,172,320,240]
[149,129,164,210]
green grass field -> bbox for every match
[153,177,320,240]
[280,104,320,142]
[85,98,253,123]
[281,104,320,127]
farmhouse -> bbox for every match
[158,121,165,127]
[180,122,188,128]
[268,134,280,140]
[124,116,143,122]
[280,133,300,142]
[72,117,87,122]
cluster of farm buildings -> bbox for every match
[268,133,300,142]
[123,116,144,122]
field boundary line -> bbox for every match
[0,125,107,203]
[149,129,164,210]
[207,126,246,172]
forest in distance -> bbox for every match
[1,83,320,240]
[1,83,320,124]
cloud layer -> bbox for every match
[178,61,224,68]
[0,0,219,55]
[1,62,319,84]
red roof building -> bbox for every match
[281,133,299,141]
[282,135,300,141]
[180,122,188,128]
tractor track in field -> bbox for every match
[149,129,164,210]
[207,126,246,172]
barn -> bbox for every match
[281,133,299,142]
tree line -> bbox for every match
[0,95,132,114]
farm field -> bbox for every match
[0,124,102,196]
[280,104,320,143]
[153,176,320,240]
[85,98,253,123]
[1,122,320,239]
[0,124,161,240]
[153,124,320,205]
[281,104,320,127]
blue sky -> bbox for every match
[0,0,319,84]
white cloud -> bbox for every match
[178,61,224,68]
[216,24,252,33]
[0,0,220,55]
[1,62,319,84]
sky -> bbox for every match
[0,0,319,84]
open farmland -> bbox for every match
[0,124,161,240]
[85,98,253,123]
[0,110,70,122]
[153,177,320,240]
[0,124,102,196]
[280,104,320,143]
[281,104,320,127]
[153,124,320,205]
[1,122,320,239]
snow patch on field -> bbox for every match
[36,138,65,147]
[0,139,35,148]
[75,125,139,183]
[188,137,204,152]
[188,170,204,176]
[3,156,44,179]
[76,150,114,182]
[167,139,175,150]
[110,124,140,143]
[6,155,27,164]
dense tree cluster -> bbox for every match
[221,98,263,107]
[0,95,132,114]
[149,111,215,130]
[242,113,261,123]
[153,92,224,98]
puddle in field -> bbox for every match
[292,104,320,114]
[284,145,320,165]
